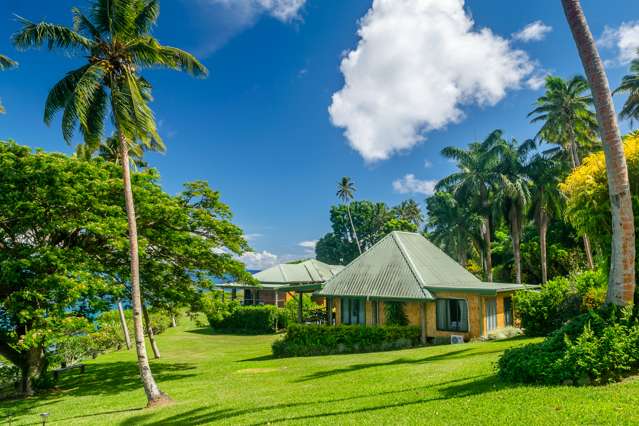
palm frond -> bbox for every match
[12,16,94,51]
[0,54,17,70]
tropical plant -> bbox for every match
[393,199,424,228]
[437,130,504,281]
[77,134,147,170]
[526,154,565,283]
[0,54,18,113]
[614,55,639,124]
[528,75,598,269]
[336,177,362,254]
[494,137,534,284]
[561,0,636,306]
[13,0,208,405]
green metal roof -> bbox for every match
[319,231,533,300]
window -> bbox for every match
[436,299,469,332]
[341,298,365,325]
[504,297,513,326]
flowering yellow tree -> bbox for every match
[560,132,639,267]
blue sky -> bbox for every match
[0,0,637,268]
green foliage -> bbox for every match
[498,306,639,385]
[316,201,422,265]
[284,295,324,324]
[208,305,287,334]
[272,324,421,357]
[384,302,409,326]
[514,270,606,336]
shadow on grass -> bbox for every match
[186,327,281,337]
[238,354,277,362]
[296,347,505,382]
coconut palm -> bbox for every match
[77,134,148,170]
[526,154,565,284]
[614,55,639,125]
[336,177,362,254]
[437,130,504,281]
[393,199,424,228]
[494,137,535,285]
[0,54,18,113]
[13,0,208,406]
[529,75,597,269]
[561,0,635,306]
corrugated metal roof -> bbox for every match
[319,231,532,300]
[253,259,343,284]
[319,232,435,300]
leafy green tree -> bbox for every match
[13,0,207,405]
[336,177,362,254]
[614,55,639,124]
[438,130,504,281]
[562,0,636,307]
[528,75,597,269]
[426,192,481,266]
[392,199,424,228]
[527,154,565,283]
[0,54,17,113]
[494,137,535,284]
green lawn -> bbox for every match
[3,324,639,425]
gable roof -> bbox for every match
[253,259,343,284]
[319,231,532,300]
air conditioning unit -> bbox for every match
[450,335,464,344]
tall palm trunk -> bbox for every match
[142,304,161,359]
[346,203,362,254]
[562,0,636,306]
[119,135,170,406]
[509,207,522,284]
[117,301,132,350]
[539,209,549,284]
[568,127,595,269]
[481,217,493,282]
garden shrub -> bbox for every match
[498,305,639,385]
[272,324,421,357]
[209,304,288,334]
[514,269,606,336]
[284,295,325,324]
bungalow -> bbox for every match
[219,259,343,320]
[318,231,534,342]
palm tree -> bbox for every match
[614,55,639,125]
[336,177,362,254]
[393,199,424,228]
[527,154,564,284]
[0,54,18,113]
[437,130,503,281]
[529,75,597,269]
[561,0,635,306]
[13,0,208,406]
[78,134,148,170]
[494,137,534,285]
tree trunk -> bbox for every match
[481,217,493,282]
[142,305,161,360]
[562,0,636,306]
[510,207,522,285]
[583,235,595,269]
[539,211,548,284]
[119,135,170,406]
[18,346,45,396]
[171,315,177,328]
[118,301,132,350]
[346,203,362,254]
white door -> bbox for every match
[486,299,497,332]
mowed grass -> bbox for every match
[3,324,639,425]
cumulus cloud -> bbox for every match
[526,69,549,90]
[513,21,552,42]
[243,233,264,241]
[598,22,639,65]
[299,240,318,250]
[209,0,305,22]
[393,174,437,196]
[238,250,279,270]
[329,0,535,162]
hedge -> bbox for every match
[272,324,422,357]
[209,305,288,334]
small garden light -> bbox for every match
[40,412,49,426]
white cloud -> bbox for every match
[423,159,433,168]
[207,0,305,22]
[526,69,549,90]
[244,233,264,241]
[329,0,535,162]
[393,174,437,196]
[238,250,280,270]
[298,240,317,250]
[598,22,639,65]
[513,21,552,42]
